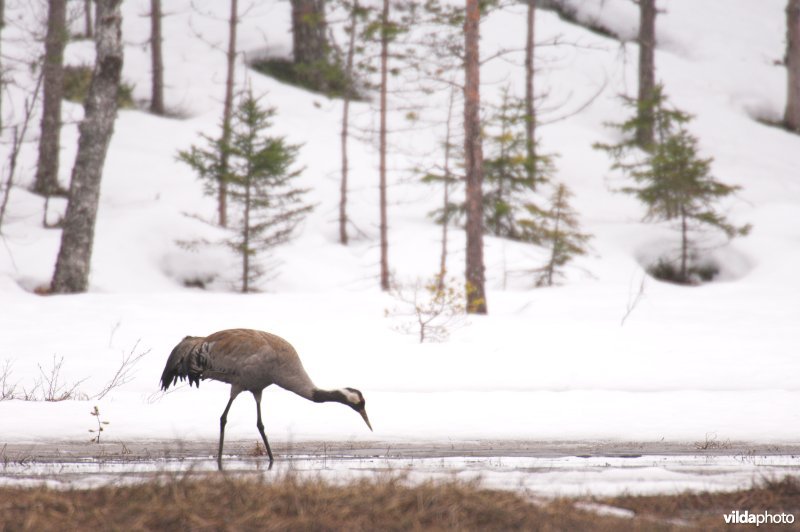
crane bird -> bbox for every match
[160,328,372,469]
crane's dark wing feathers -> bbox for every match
[160,336,210,390]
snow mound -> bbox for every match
[634,239,753,285]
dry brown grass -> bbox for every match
[0,474,661,532]
[0,474,797,531]
[598,476,800,531]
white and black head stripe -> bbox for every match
[341,387,365,406]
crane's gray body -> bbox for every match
[159,328,371,469]
[161,328,316,400]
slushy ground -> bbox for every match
[2,439,799,497]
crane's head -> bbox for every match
[341,387,372,431]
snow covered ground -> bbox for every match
[1,0,799,492]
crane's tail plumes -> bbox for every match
[160,336,204,390]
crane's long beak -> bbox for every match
[359,408,373,431]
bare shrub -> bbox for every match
[0,360,17,400]
[35,354,88,402]
[93,340,150,400]
[0,340,149,402]
[694,432,731,451]
[0,73,44,232]
[620,273,646,326]
[387,275,467,343]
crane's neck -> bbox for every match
[312,388,358,406]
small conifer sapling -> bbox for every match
[428,87,552,244]
[524,183,592,287]
[594,85,750,284]
[179,91,313,292]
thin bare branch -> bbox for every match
[93,340,151,400]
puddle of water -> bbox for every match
[2,453,799,497]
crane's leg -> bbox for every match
[253,390,274,466]
[218,390,240,471]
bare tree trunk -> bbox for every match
[51,0,123,294]
[1,76,44,231]
[84,0,93,38]
[0,128,20,230]
[524,0,536,181]
[378,0,389,291]
[33,0,68,197]
[339,94,350,245]
[149,0,165,115]
[242,171,251,293]
[438,86,457,288]
[291,0,328,65]
[291,0,329,90]
[679,206,688,282]
[636,0,656,148]
[219,0,239,228]
[0,0,4,133]
[545,197,562,287]
[785,0,800,131]
[339,0,359,246]
[463,0,487,314]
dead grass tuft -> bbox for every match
[598,475,800,531]
[2,474,798,530]
[0,474,656,531]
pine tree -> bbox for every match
[482,88,549,242]
[595,85,750,284]
[429,88,551,244]
[179,92,313,292]
[523,183,591,287]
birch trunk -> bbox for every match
[51,0,123,293]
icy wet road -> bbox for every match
[2,440,799,497]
